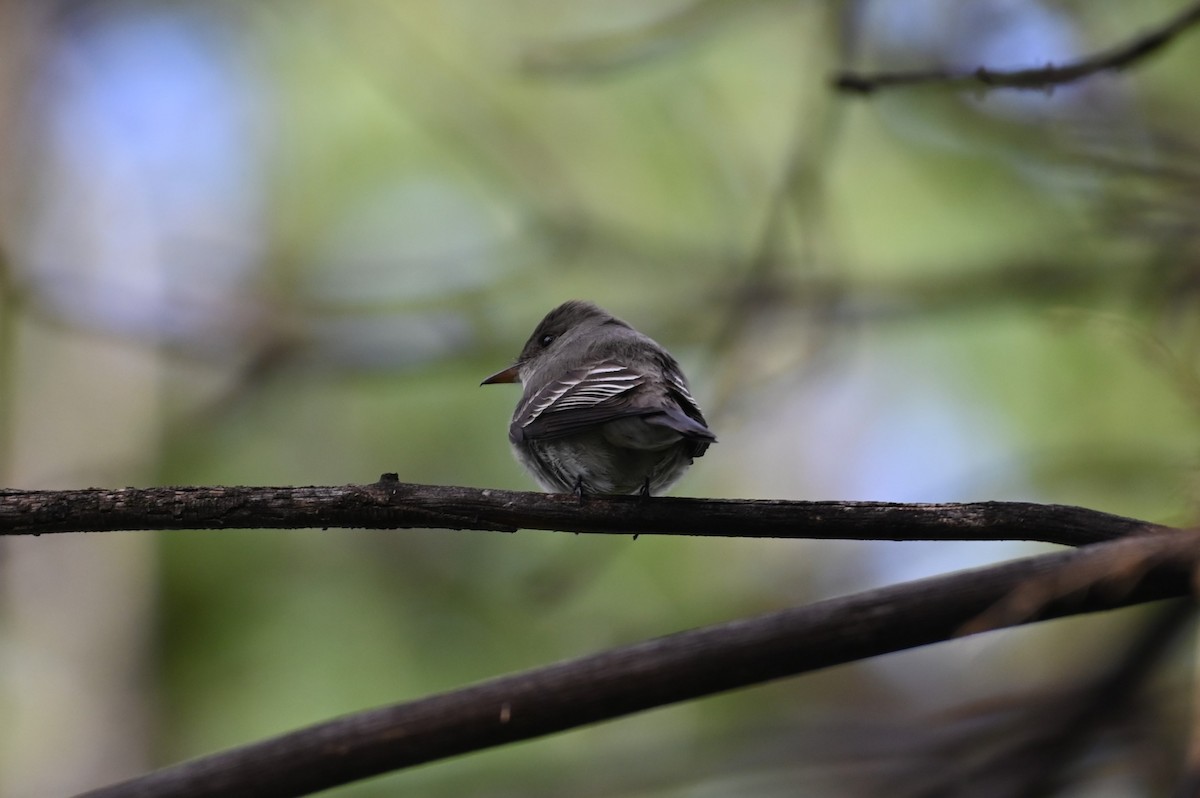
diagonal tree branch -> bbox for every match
[834,1,1200,95]
[0,475,1172,544]
[76,529,1200,798]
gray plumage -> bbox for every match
[483,300,716,496]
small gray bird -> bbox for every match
[482,300,716,496]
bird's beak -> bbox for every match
[480,365,520,385]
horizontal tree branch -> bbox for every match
[78,528,1200,798]
[834,1,1200,95]
[0,475,1172,545]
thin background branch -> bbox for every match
[834,1,1200,94]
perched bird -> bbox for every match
[482,300,716,496]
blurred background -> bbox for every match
[1,1,1199,795]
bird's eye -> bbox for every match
[539,333,556,346]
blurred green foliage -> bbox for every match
[1,1,1198,796]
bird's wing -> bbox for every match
[647,361,716,456]
[662,363,709,429]
[511,359,716,448]
[510,361,649,442]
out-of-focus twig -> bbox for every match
[833,600,1195,798]
[983,600,1196,798]
[520,0,784,76]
